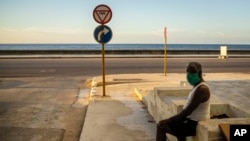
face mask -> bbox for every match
[187,73,200,85]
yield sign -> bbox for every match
[93,4,112,24]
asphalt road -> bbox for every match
[0,58,249,77]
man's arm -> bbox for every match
[169,85,210,121]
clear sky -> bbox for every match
[0,0,250,44]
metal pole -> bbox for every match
[102,42,106,96]
[164,27,167,76]
[101,26,106,97]
[164,42,167,76]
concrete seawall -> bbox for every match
[1,49,250,55]
[1,50,250,58]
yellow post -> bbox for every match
[164,27,167,76]
[102,43,106,96]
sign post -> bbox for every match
[101,42,105,95]
[164,27,167,76]
[93,4,112,96]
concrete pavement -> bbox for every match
[0,76,91,141]
[80,73,250,141]
[1,73,250,141]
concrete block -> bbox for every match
[144,86,250,141]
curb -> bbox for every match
[134,87,143,101]
[90,77,97,97]
[1,54,250,59]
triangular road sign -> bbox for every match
[95,10,110,23]
[93,5,112,24]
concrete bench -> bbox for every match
[144,87,250,141]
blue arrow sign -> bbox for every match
[94,25,112,44]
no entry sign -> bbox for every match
[93,4,112,24]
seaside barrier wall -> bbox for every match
[1,50,250,56]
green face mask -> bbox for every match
[187,73,200,85]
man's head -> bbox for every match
[186,62,203,85]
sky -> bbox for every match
[0,0,250,44]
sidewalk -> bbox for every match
[0,73,250,141]
[79,73,250,141]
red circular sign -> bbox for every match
[93,4,112,24]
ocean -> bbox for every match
[0,44,250,51]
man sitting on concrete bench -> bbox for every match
[156,62,211,141]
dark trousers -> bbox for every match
[156,118,198,141]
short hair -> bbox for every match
[187,62,203,79]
